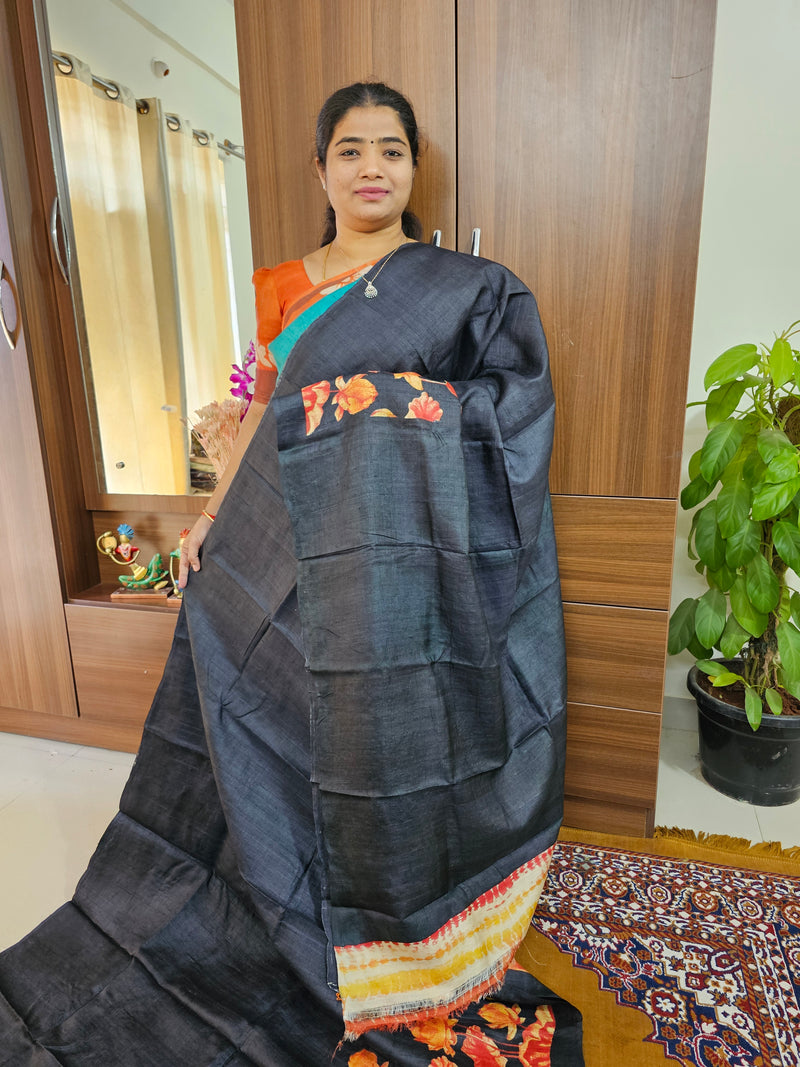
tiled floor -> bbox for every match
[655,696,800,850]
[1,702,798,953]
[0,732,135,951]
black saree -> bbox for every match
[0,244,582,1066]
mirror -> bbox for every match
[37,0,254,497]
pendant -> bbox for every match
[364,281,378,299]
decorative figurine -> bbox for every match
[169,528,191,599]
[96,522,170,598]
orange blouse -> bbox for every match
[252,261,311,405]
[251,259,377,405]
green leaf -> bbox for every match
[705,379,749,427]
[687,449,703,481]
[711,670,744,686]
[777,621,800,684]
[765,688,783,715]
[668,598,697,654]
[695,659,731,677]
[763,450,799,483]
[680,474,714,510]
[699,420,747,483]
[745,553,781,613]
[687,636,713,659]
[707,562,736,592]
[725,518,761,568]
[744,686,763,730]
[742,448,767,488]
[695,588,727,648]
[778,585,793,623]
[719,613,749,658]
[730,573,769,636]
[703,343,759,390]
[694,502,726,571]
[757,427,794,464]
[791,591,800,628]
[773,520,800,572]
[751,476,800,520]
[716,479,751,537]
[769,337,794,388]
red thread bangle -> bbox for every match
[201,509,216,522]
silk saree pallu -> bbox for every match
[0,245,582,1066]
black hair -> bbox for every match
[316,81,423,245]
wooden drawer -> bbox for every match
[563,795,653,838]
[65,604,177,727]
[553,495,677,610]
[564,702,661,807]
[564,602,668,713]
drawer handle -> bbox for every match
[470,227,481,256]
[49,196,70,284]
[430,229,442,247]
[0,259,17,351]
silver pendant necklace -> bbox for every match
[362,240,407,299]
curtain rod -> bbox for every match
[51,51,245,161]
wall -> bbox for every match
[42,0,256,358]
[666,0,800,702]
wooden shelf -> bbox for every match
[70,583,182,613]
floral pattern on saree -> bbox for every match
[346,998,556,1066]
[300,372,457,435]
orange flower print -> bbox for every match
[332,374,378,420]
[409,1017,457,1054]
[347,1051,388,1067]
[394,371,424,390]
[301,380,331,436]
[445,381,457,396]
[405,392,443,422]
[370,409,397,418]
[461,1026,508,1066]
[430,1059,454,1067]
[478,1002,523,1039]
[519,1006,556,1067]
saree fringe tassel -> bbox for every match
[654,826,800,861]
[339,848,554,1037]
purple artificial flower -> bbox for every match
[230,341,256,419]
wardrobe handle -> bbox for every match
[470,228,481,256]
[0,260,17,350]
[49,196,70,284]
[430,229,442,247]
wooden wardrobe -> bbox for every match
[0,0,716,836]
[235,0,717,834]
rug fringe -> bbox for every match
[654,825,800,860]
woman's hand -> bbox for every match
[178,512,215,589]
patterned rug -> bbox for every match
[531,838,800,1066]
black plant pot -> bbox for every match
[687,663,800,806]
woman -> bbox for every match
[0,84,581,1065]
[177,82,424,580]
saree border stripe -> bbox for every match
[337,845,554,1035]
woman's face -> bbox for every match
[317,105,415,234]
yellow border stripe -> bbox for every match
[335,846,553,1024]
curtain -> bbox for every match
[55,58,188,495]
[54,56,241,495]
[157,113,239,421]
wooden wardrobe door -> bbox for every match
[0,160,77,718]
[457,0,716,498]
[235,0,456,268]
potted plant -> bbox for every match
[669,321,800,806]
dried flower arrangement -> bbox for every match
[187,397,247,480]
[185,343,257,484]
